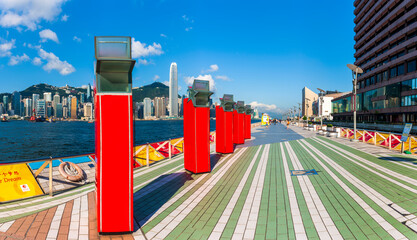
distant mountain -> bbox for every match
[19,83,87,99]
[132,82,170,103]
[0,82,175,104]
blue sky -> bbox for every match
[0,0,355,115]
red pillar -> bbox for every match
[183,98,211,173]
[244,114,251,139]
[216,106,234,153]
[233,110,245,144]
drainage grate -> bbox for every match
[290,169,318,176]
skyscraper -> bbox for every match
[12,91,21,116]
[87,83,92,102]
[32,94,39,114]
[71,97,78,119]
[36,100,46,117]
[44,92,52,102]
[3,95,8,112]
[24,98,32,117]
[169,62,178,117]
[154,97,166,118]
[143,98,152,119]
[53,93,60,117]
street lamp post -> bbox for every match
[298,103,301,126]
[317,88,325,130]
[305,98,311,124]
[293,106,297,124]
[347,64,364,142]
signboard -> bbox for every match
[401,123,413,142]
[0,163,44,202]
[261,113,270,126]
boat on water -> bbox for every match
[1,116,8,122]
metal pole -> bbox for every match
[320,95,323,130]
[353,69,358,142]
[146,143,150,167]
[169,139,172,159]
[49,159,53,197]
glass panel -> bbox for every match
[408,60,416,73]
[398,64,405,75]
[97,73,132,93]
[95,37,131,59]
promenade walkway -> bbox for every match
[2,124,417,239]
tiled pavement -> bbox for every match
[3,127,417,239]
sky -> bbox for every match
[0,0,355,117]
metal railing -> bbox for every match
[1,121,261,198]
[339,127,416,153]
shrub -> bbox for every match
[327,124,333,127]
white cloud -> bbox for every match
[73,36,81,42]
[153,75,160,81]
[205,64,218,72]
[0,0,68,30]
[249,101,284,115]
[0,38,15,57]
[184,74,216,92]
[32,56,42,65]
[160,33,167,38]
[8,53,29,65]
[39,29,59,43]
[182,15,189,21]
[136,59,151,65]
[162,81,169,86]
[131,38,163,58]
[38,48,75,75]
[185,27,192,32]
[61,14,68,21]
[215,75,231,81]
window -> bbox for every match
[408,60,416,73]
[398,64,405,75]
[383,70,389,81]
[377,73,382,83]
[370,76,375,85]
[390,67,397,78]
[366,78,370,86]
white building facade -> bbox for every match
[169,62,178,117]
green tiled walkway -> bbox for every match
[4,134,417,240]
[133,136,417,239]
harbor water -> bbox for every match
[0,119,257,162]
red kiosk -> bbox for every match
[244,105,253,139]
[183,80,213,173]
[216,94,235,154]
[233,101,245,144]
[94,37,135,233]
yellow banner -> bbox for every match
[0,163,44,202]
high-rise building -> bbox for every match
[83,103,93,119]
[154,97,166,118]
[55,103,63,118]
[80,93,85,104]
[87,83,92,102]
[44,92,52,102]
[53,93,60,117]
[71,97,78,119]
[63,106,69,118]
[169,62,178,117]
[143,98,152,119]
[36,99,46,117]
[2,95,8,112]
[32,94,39,113]
[332,1,417,123]
[12,91,21,116]
[24,98,32,117]
[301,87,318,118]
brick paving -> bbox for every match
[2,124,417,239]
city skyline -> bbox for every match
[0,0,355,117]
